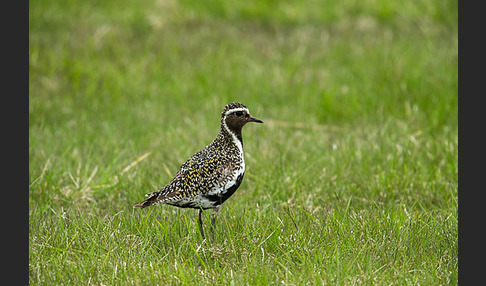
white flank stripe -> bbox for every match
[222,111,246,189]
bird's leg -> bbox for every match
[198,208,205,240]
[211,205,221,241]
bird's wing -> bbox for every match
[174,150,235,196]
[134,149,235,208]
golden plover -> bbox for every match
[134,102,263,240]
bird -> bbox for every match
[134,102,263,240]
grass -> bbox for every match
[29,0,457,284]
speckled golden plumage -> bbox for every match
[134,102,263,240]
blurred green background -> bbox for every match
[29,0,457,209]
[29,0,457,284]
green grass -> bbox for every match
[29,0,457,284]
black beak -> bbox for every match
[249,116,263,123]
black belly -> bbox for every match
[204,173,244,207]
[167,173,245,210]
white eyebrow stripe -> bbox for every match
[225,107,249,116]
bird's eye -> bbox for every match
[235,111,244,117]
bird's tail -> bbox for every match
[133,191,161,208]
[133,189,177,208]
